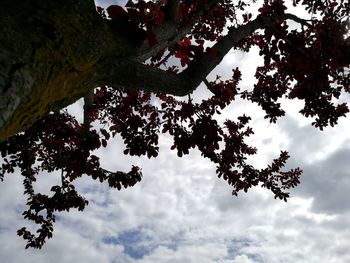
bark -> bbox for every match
[0,0,131,141]
[0,0,309,142]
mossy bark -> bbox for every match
[0,0,133,142]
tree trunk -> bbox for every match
[0,0,132,142]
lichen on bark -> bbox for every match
[0,0,132,142]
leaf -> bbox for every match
[106,5,128,21]
[175,49,188,59]
[176,3,188,22]
[101,139,107,148]
[154,10,165,25]
[181,37,191,48]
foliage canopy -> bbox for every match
[0,0,349,248]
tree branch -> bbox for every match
[181,13,312,90]
[163,0,181,23]
[96,13,313,97]
[94,58,190,95]
[283,13,312,27]
[83,90,94,135]
[134,0,223,62]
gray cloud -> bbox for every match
[293,147,350,214]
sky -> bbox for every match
[1,1,350,262]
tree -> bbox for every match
[0,0,349,249]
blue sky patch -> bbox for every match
[102,228,157,259]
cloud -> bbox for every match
[95,0,127,8]
[293,147,350,214]
[2,124,350,263]
[2,2,350,262]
